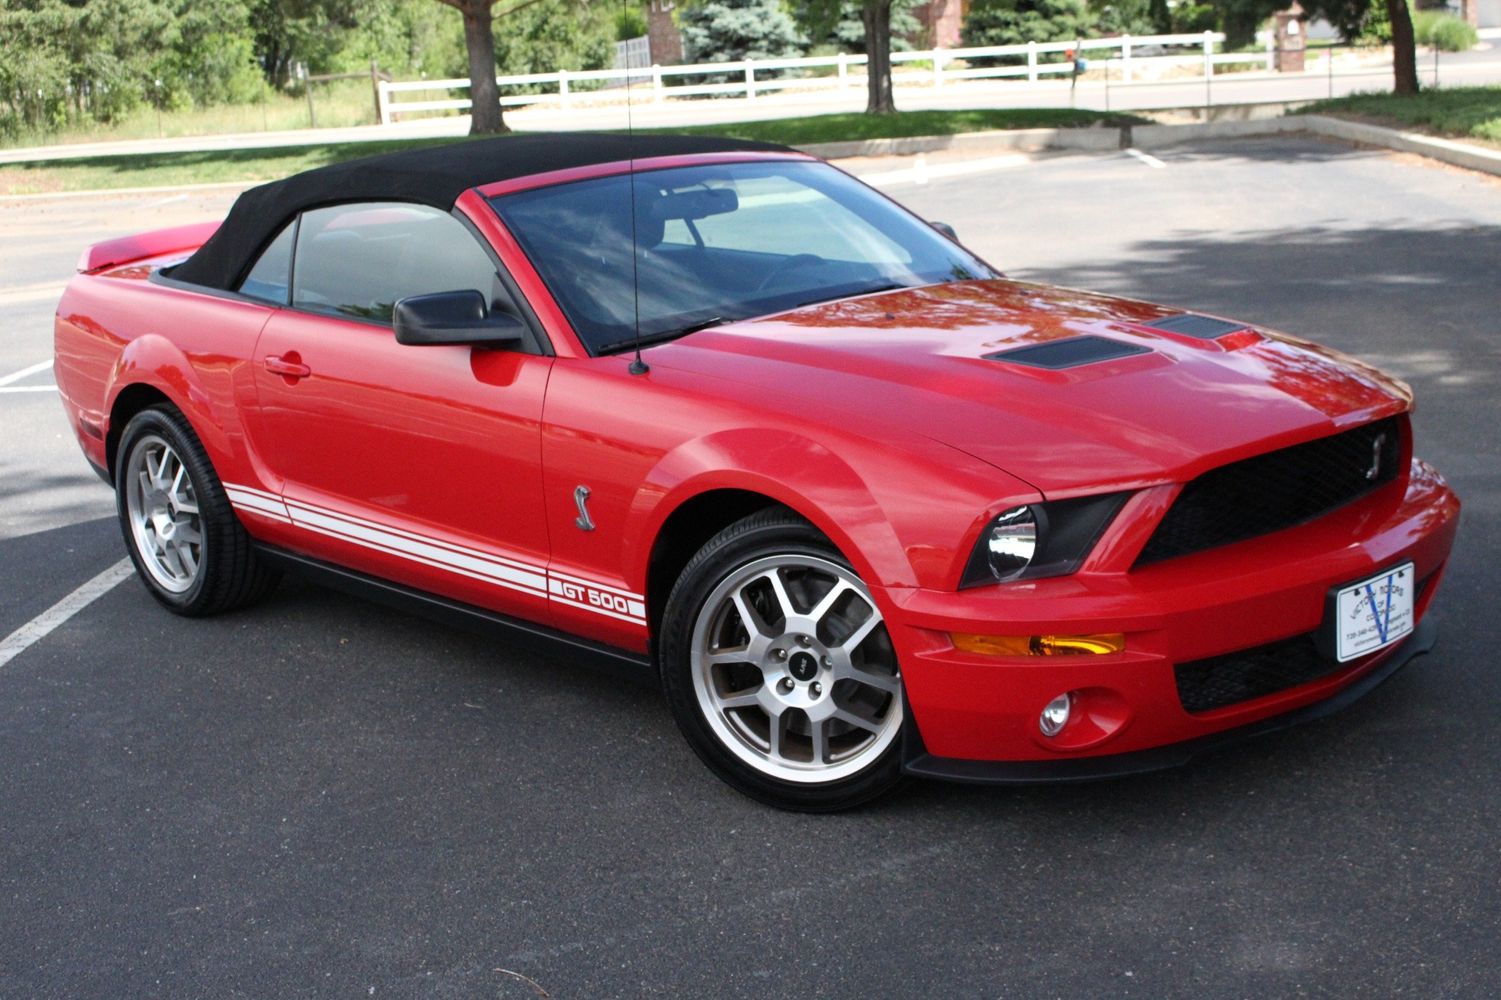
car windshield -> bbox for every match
[489,159,996,355]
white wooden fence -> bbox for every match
[377,31,1281,123]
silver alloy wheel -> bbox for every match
[124,433,203,594]
[690,554,902,784]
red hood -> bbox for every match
[648,279,1411,497]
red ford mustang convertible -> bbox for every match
[55,134,1459,809]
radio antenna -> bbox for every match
[625,7,648,376]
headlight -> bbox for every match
[983,505,1038,580]
[960,492,1131,588]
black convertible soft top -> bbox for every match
[171,132,791,291]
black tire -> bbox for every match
[660,508,906,811]
[114,404,279,616]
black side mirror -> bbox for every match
[393,290,525,348]
[929,221,959,242]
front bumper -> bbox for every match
[901,617,1435,783]
[884,459,1460,779]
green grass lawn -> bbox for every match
[1302,86,1501,147]
[0,108,1141,195]
[0,79,383,151]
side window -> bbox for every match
[291,202,506,324]
[238,220,296,304]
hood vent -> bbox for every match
[985,335,1151,371]
[1141,313,1246,339]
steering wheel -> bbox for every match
[754,253,825,293]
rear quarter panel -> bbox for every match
[54,265,276,487]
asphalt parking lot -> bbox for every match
[2,137,1499,997]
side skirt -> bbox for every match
[254,544,656,686]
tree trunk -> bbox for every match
[462,1,508,134]
[862,0,896,115]
[1388,0,1419,96]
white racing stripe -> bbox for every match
[226,483,644,625]
[0,559,135,670]
[223,486,292,523]
[286,502,549,597]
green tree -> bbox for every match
[492,0,616,84]
[821,0,921,53]
[679,0,808,64]
[792,0,897,114]
[1147,0,1171,32]
[433,0,508,132]
[252,0,367,88]
[0,1,77,131]
[164,0,266,107]
[1210,0,1418,94]
[960,0,1092,49]
[1089,0,1155,35]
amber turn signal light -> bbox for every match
[951,632,1126,657]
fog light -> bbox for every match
[1039,692,1073,737]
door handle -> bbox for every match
[264,354,311,379]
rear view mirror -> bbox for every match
[929,221,958,242]
[650,187,739,223]
[393,290,525,348]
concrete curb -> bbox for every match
[797,125,1124,159]
[798,114,1501,178]
[1297,114,1501,176]
[1127,117,1307,147]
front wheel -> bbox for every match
[660,508,905,811]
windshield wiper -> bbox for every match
[596,316,728,355]
[788,282,911,312]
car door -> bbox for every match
[242,201,555,624]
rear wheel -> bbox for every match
[115,405,278,615]
[660,508,905,811]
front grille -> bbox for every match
[1174,574,1431,713]
[1174,633,1344,713]
[1137,417,1401,566]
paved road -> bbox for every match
[1,139,1499,997]
[3,44,1499,165]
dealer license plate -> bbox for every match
[1333,563,1415,662]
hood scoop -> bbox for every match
[1141,313,1247,339]
[985,335,1151,371]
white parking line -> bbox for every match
[0,361,53,387]
[0,282,67,307]
[1125,148,1168,169]
[0,559,134,671]
[142,193,187,209]
[857,153,1032,188]
[0,385,58,394]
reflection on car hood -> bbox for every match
[647,279,1411,496]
